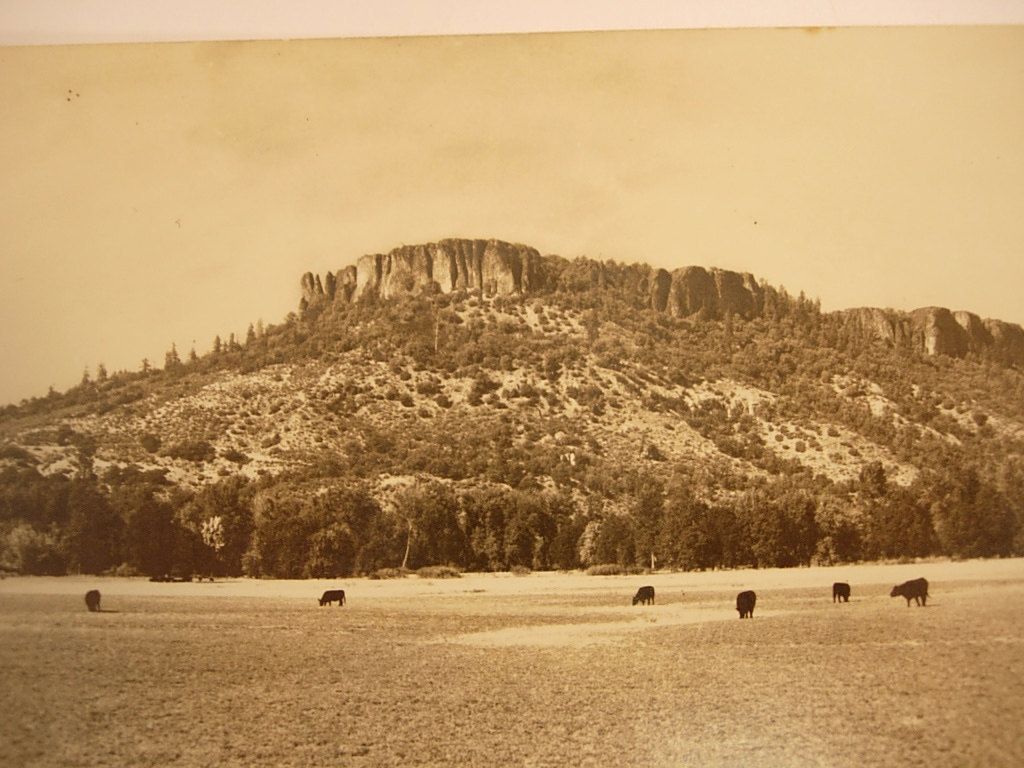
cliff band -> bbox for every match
[299,237,1024,366]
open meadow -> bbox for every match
[2,559,1024,767]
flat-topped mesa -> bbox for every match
[300,238,765,321]
[298,238,1024,365]
[299,239,543,311]
[841,306,1024,365]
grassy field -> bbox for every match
[2,560,1023,767]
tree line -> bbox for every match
[1,457,1019,578]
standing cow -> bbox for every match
[890,578,929,607]
[632,586,655,606]
[736,590,756,619]
[84,590,101,612]
[832,582,851,603]
[318,589,346,607]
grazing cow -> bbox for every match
[890,578,929,607]
[632,586,655,606]
[318,589,346,607]
[84,590,101,612]
[736,590,756,619]
[832,582,851,603]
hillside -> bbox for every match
[2,239,1023,579]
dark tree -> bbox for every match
[633,476,664,570]
[65,479,122,574]
[114,485,184,577]
[931,468,1015,558]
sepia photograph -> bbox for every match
[1,5,1023,766]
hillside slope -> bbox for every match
[2,240,1022,578]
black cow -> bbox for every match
[736,590,756,619]
[632,586,655,606]
[319,589,346,607]
[832,582,851,603]
[890,578,929,607]
[84,589,101,612]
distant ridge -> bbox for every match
[300,238,1024,366]
[301,238,769,321]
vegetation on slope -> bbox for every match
[1,256,1022,577]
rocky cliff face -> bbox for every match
[300,238,1024,366]
[652,266,763,319]
[841,306,1024,365]
[300,239,544,310]
[300,238,764,321]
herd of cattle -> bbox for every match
[81,577,932,616]
[629,577,929,618]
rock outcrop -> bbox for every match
[841,306,1024,365]
[300,237,1023,366]
[654,266,763,319]
[300,239,544,313]
[301,238,764,321]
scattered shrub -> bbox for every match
[140,434,161,453]
[416,380,441,396]
[586,563,624,576]
[164,439,216,463]
[368,567,409,580]
[221,448,250,464]
[644,443,667,461]
[416,565,461,579]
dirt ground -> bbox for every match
[2,559,1023,767]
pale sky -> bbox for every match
[1,26,1022,406]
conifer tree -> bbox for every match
[164,342,181,369]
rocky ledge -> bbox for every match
[299,238,1024,366]
[841,306,1024,365]
[300,238,765,320]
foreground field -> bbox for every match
[2,560,1023,767]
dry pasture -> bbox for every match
[2,560,1023,767]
